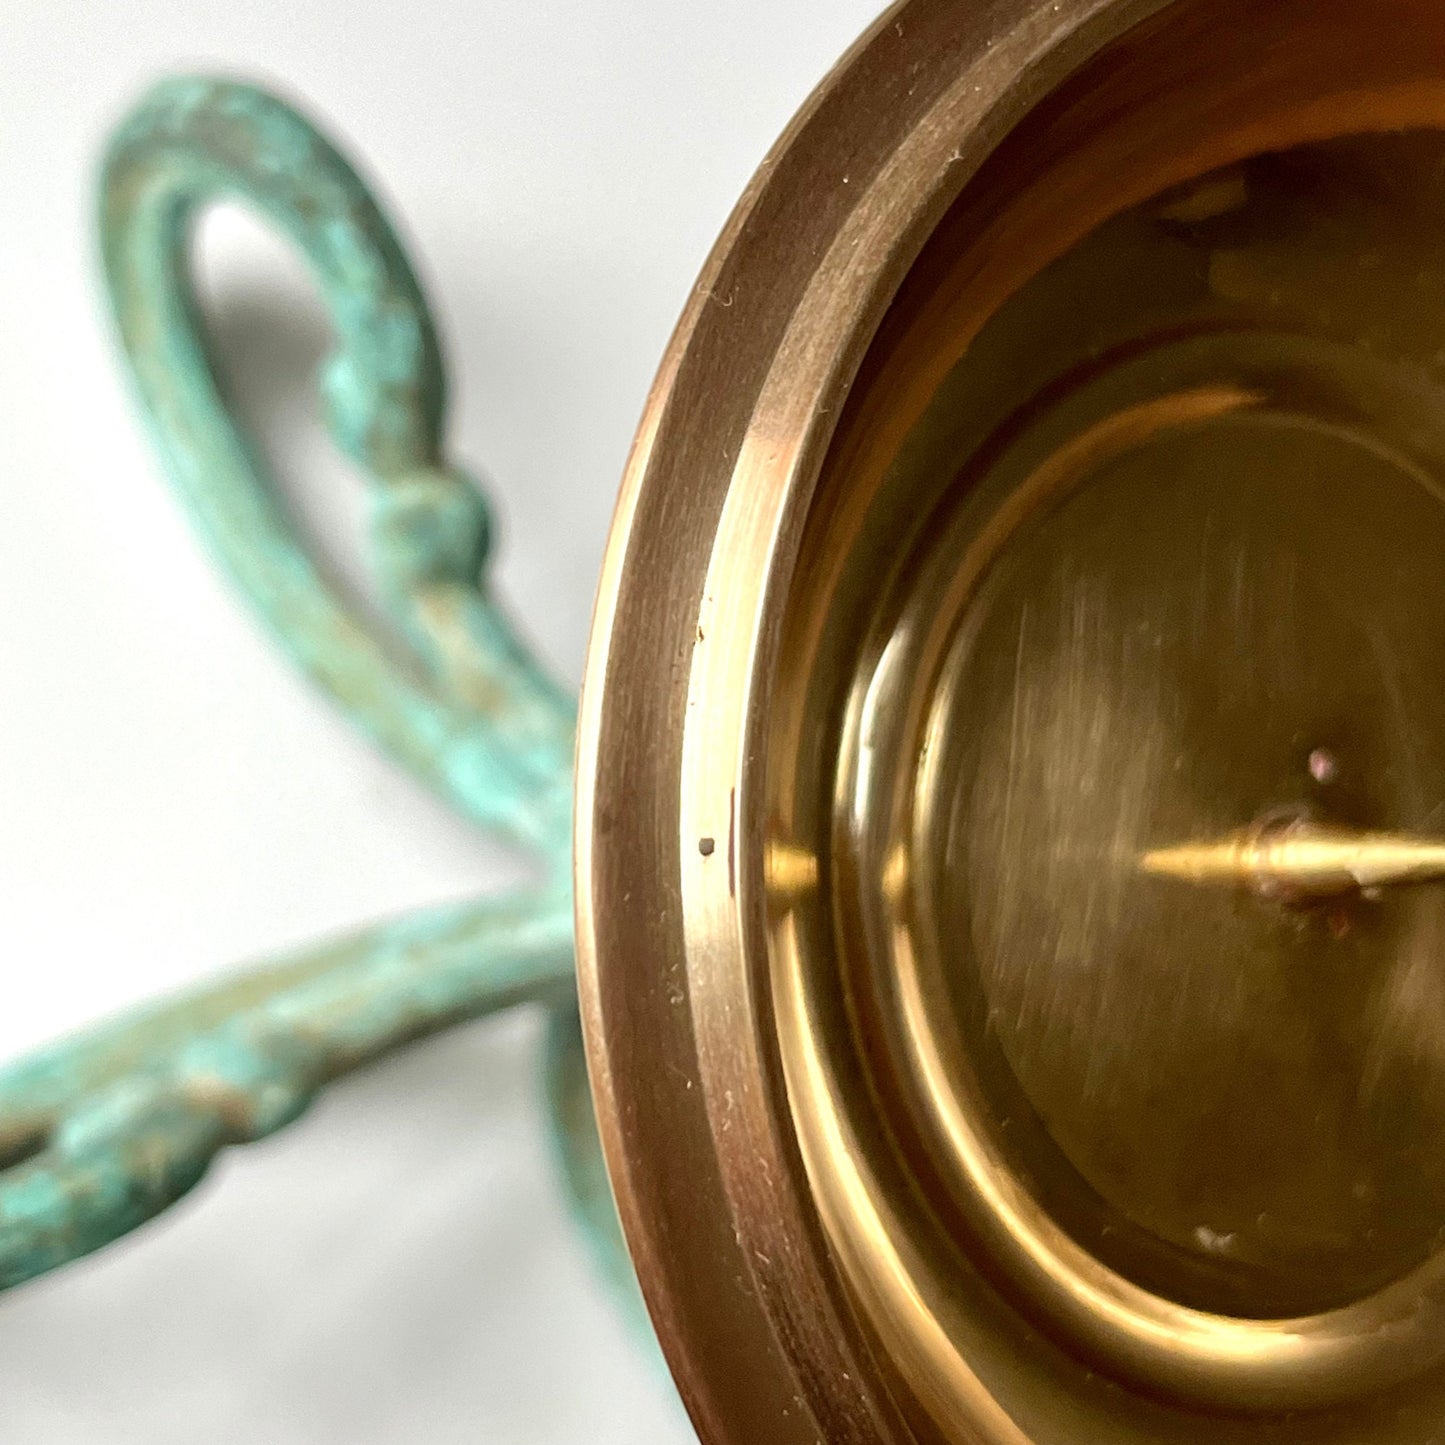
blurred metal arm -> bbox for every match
[0,890,575,1292]
[0,77,643,1328]
[100,75,576,856]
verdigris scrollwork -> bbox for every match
[0,76,644,1343]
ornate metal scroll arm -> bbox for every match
[0,76,642,1333]
[99,75,575,856]
[0,892,575,1290]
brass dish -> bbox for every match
[578,0,1445,1440]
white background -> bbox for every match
[0,1,881,1439]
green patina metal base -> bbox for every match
[0,76,645,1342]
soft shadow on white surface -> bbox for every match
[0,0,882,1438]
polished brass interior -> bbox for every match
[581,1,1445,1441]
[768,4,1445,1436]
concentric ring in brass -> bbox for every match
[579,1,1445,1441]
[826,345,1445,1409]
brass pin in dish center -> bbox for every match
[1143,816,1445,902]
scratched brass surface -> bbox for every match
[580,0,1445,1440]
[826,125,1445,1344]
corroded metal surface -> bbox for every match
[101,77,575,851]
[0,77,635,1325]
[0,893,574,1289]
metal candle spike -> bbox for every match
[1143,820,1445,900]
[14,5,1445,1444]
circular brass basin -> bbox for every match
[578,1,1445,1440]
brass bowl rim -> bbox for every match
[574,2,1182,1440]
[577,0,1445,1437]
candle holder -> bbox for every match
[11,3,1445,1442]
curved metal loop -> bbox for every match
[0,77,655,1328]
[100,76,575,861]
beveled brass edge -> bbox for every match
[575,3,1169,1441]
[573,8,909,1430]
